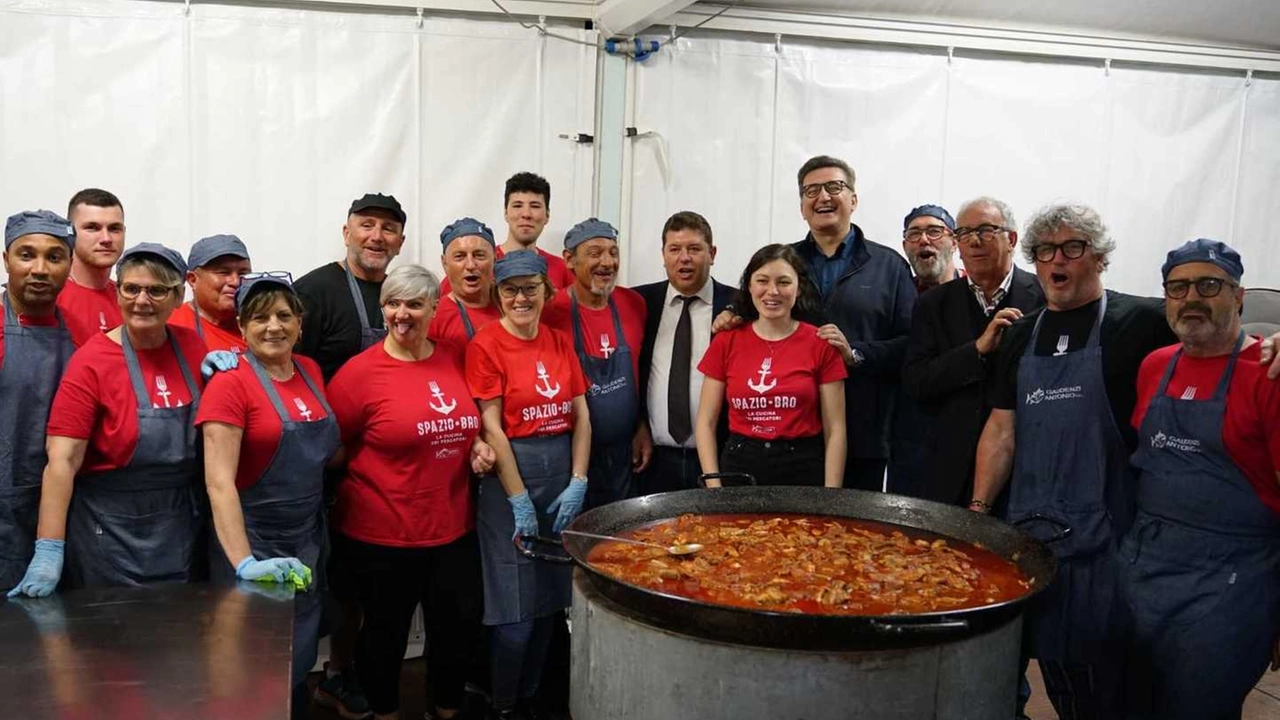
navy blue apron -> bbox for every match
[0,292,74,590]
[456,298,478,341]
[1007,293,1132,663]
[64,329,204,588]
[569,293,639,510]
[345,261,386,351]
[476,434,573,626]
[209,353,340,691]
[1120,333,1280,719]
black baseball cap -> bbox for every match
[348,193,406,225]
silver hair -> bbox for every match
[117,256,182,287]
[379,264,441,305]
[1021,203,1115,269]
[957,196,1018,234]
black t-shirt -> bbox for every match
[986,290,1175,451]
[294,261,385,381]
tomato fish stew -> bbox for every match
[586,513,1032,615]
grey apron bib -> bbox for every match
[1120,333,1280,719]
[63,329,204,588]
[0,291,74,590]
[209,353,339,688]
[476,434,572,625]
[344,262,386,351]
[1008,293,1133,662]
[569,294,638,510]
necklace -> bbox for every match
[753,320,799,355]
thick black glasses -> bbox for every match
[1032,239,1089,262]
[800,181,851,199]
[1163,277,1237,299]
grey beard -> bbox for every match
[909,250,952,283]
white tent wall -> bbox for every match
[0,0,596,284]
[626,35,1280,297]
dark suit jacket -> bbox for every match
[633,278,736,437]
[890,267,1044,506]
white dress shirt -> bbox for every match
[647,280,715,448]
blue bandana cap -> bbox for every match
[564,217,618,251]
[494,250,548,283]
[440,217,495,249]
[5,210,75,250]
[117,242,188,276]
[1161,238,1243,282]
[903,204,955,231]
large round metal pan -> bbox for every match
[548,487,1056,650]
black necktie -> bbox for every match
[668,296,694,445]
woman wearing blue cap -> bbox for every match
[465,250,591,720]
[195,271,337,719]
[9,243,208,596]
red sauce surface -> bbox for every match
[585,513,1032,615]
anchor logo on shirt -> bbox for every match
[747,358,777,394]
[293,397,313,421]
[155,375,173,408]
[535,360,561,400]
[98,311,108,332]
[428,380,457,415]
[599,334,615,358]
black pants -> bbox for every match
[638,445,702,494]
[1038,658,1127,720]
[336,532,483,716]
[844,456,887,492]
[720,434,825,486]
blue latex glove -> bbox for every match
[7,539,65,598]
[547,477,589,534]
[508,491,539,540]
[200,350,239,380]
[236,555,309,584]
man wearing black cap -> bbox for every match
[1121,239,1280,720]
[170,234,252,353]
[0,210,76,593]
[900,204,961,293]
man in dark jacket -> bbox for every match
[892,196,1044,506]
[789,155,917,491]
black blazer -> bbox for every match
[890,267,1044,506]
[633,278,736,437]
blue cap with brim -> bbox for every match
[235,272,295,312]
[188,234,250,269]
[5,210,75,250]
[117,242,188,276]
[1161,238,1244,282]
[494,250,548,283]
[441,217,495,249]
[903,204,956,231]
[564,218,618,251]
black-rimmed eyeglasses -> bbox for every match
[1032,239,1089,263]
[1163,276,1237,299]
[955,224,1008,244]
[800,181,852,199]
[903,226,952,243]
[119,283,180,301]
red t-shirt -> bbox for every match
[440,246,574,296]
[465,322,588,439]
[698,322,847,440]
[428,297,503,344]
[46,328,208,472]
[0,309,62,368]
[327,341,480,547]
[169,302,245,354]
[56,278,122,346]
[541,286,647,382]
[194,355,329,490]
[1132,339,1280,515]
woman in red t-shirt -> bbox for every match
[464,250,590,720]
[695,244,847,488]
[10,243,208,597]
[327,264,495,720]
[195,272,339,717]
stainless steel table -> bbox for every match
[0,583,295,720]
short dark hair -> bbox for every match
[661,211,713,247]
[735,244,821,323]
[67,188,123,218]
[504,172,551,208]
[796,156,855,192]
[238,287,305,329]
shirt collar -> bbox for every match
[666,277,715,306]
[967,264,1017,311]
[800,225,859,261]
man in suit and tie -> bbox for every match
[634,211,736,494]
[893,196,1045,507]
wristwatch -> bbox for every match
[848,347,865,367]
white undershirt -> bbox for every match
[647,280,715,448]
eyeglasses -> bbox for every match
[1163,276,1237,299]
[903,226,952,243]
[1032,239,1090,263]
[498,282,544,299]
[119,282,180,301]
[800,181,852,199]
[242,270,294,284]
[955,224,1007,244]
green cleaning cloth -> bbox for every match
[254,563,312,591]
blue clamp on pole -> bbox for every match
[605,38,619,55]
[634,38,660,61]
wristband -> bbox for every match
[570,474,588,483]
[968,499,992,512]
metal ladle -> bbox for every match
[561,529,703,556]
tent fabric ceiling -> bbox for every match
[721,0,1280,52]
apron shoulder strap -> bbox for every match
[245,352,293,422]
[569,292,588,356]
[343,262,374,332]
[455,297,477,340]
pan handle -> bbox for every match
[1011,513,1073,544]
[868,618,970,635]
[513,535,575,564]
[697,472,757,488]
